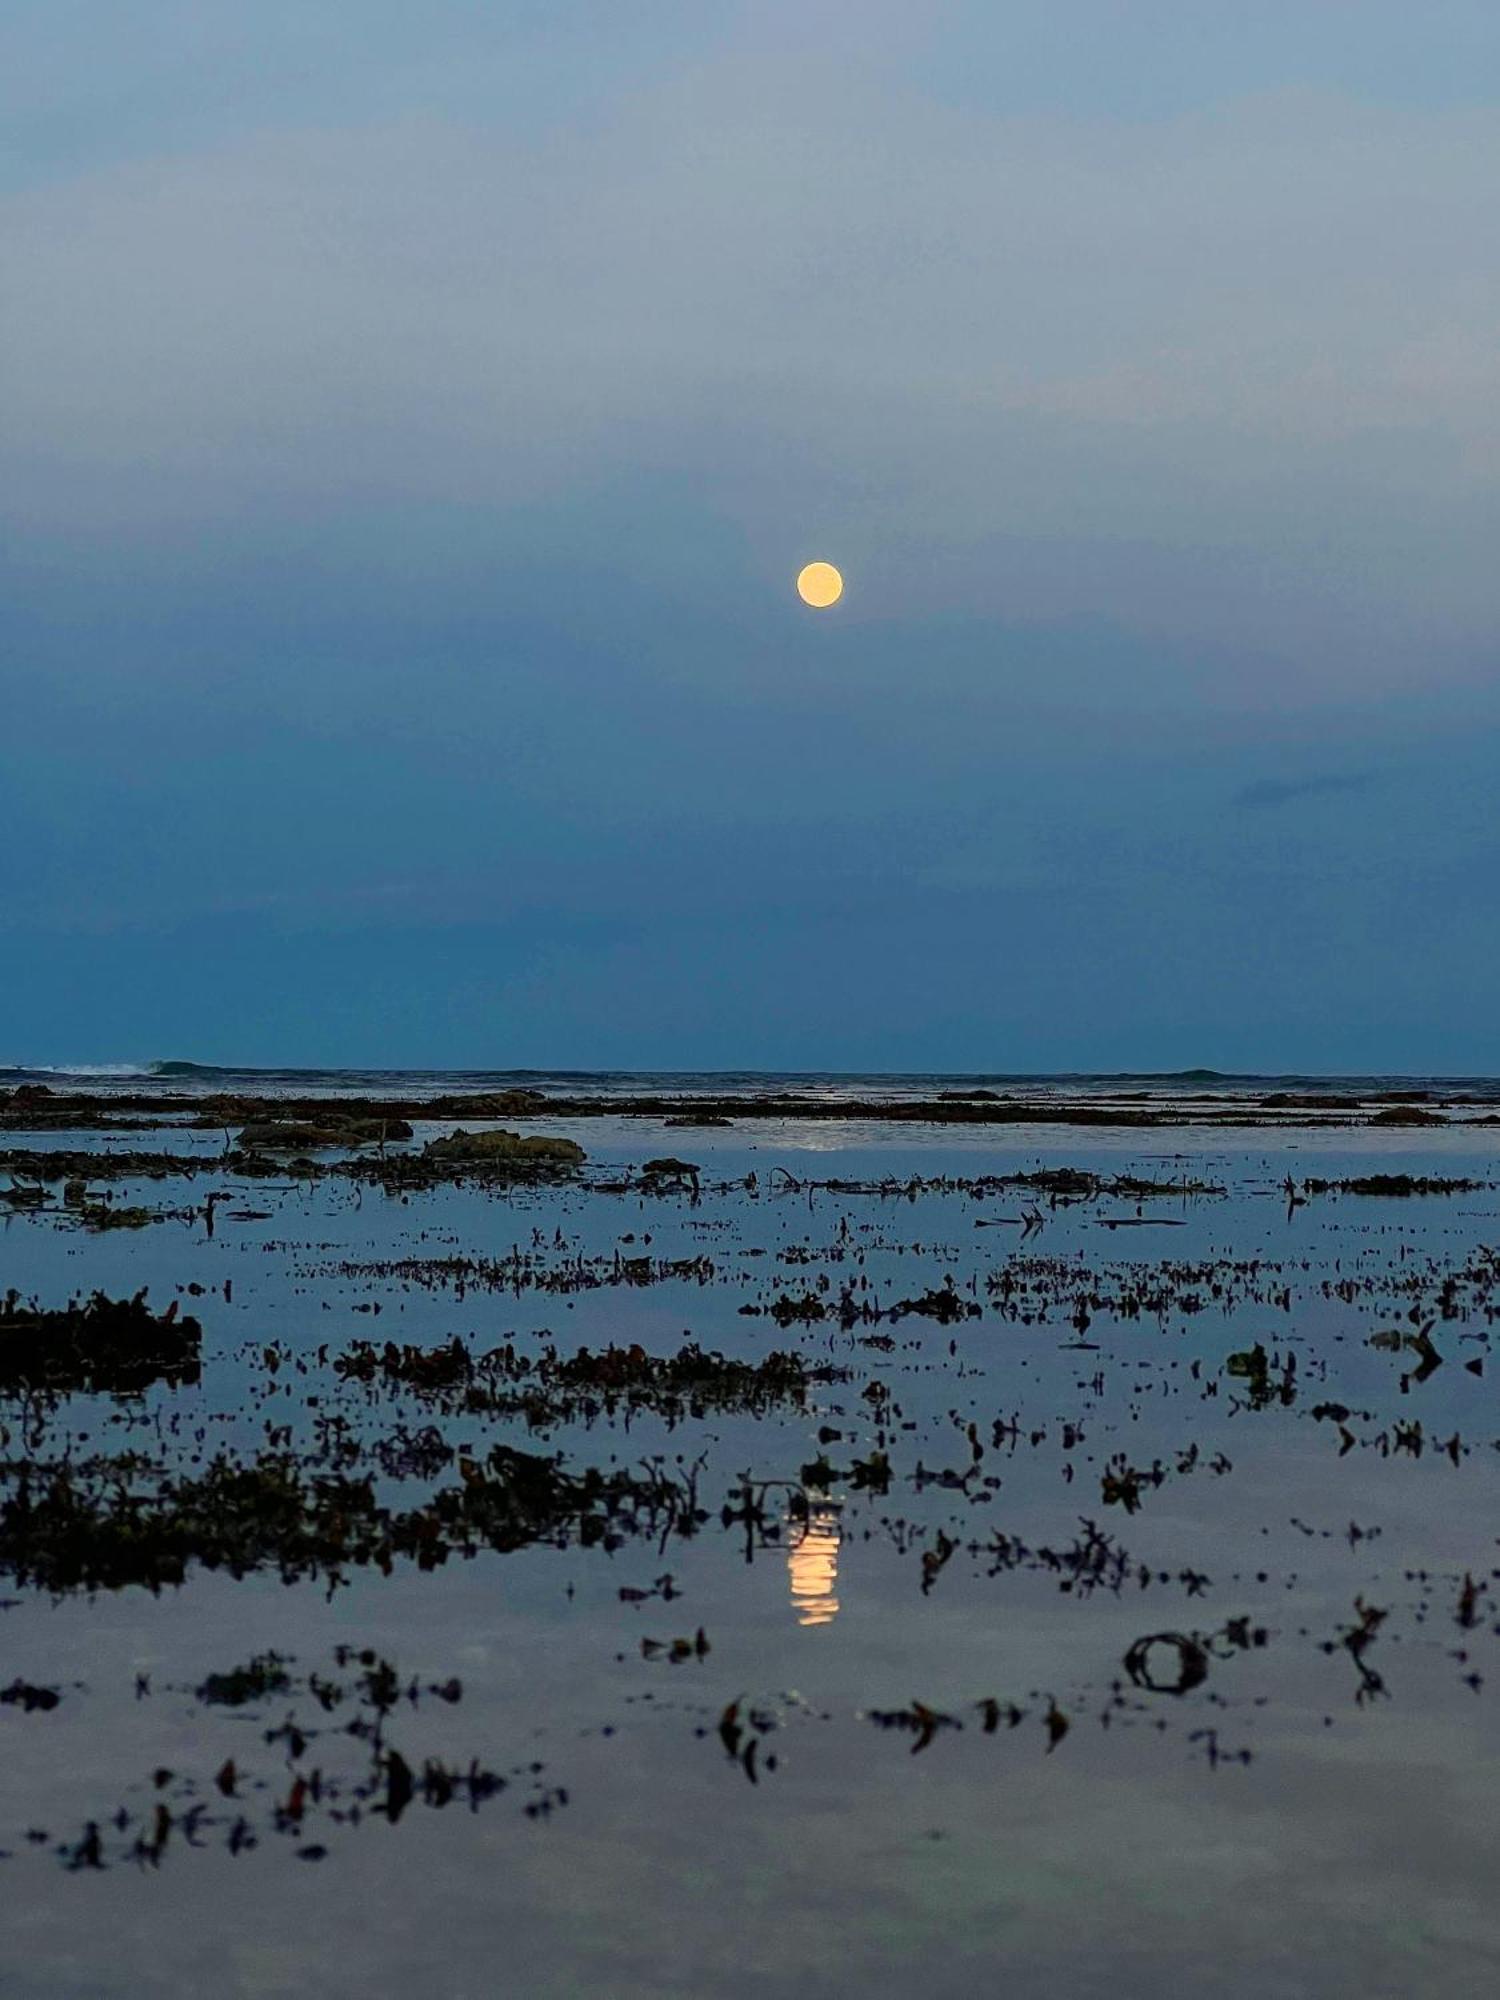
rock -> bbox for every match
[236,1118,412,1150]
[423,1129,585,1169]
[429,1091,548,1118]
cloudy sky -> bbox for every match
[3,2,1498,1070]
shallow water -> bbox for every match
[3,1108,1499,1997]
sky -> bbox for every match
[3,1,1498,1072]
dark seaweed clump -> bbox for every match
[0,1444,706,1595]
[8,1082,1470,1136]
[0,1290,201,1395]
[1301,1174,1486,1197]
[196,1652,293,1706]
[46,1643,561,1873]
[237,1117,414,1150]
[334,1337,840,1427]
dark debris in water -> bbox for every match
[1300,1174,1489,1198]
[0,1440,708,1595]
[196,1653,292,1707]
[41,1645,546,1872]
[1,1679,61,1713]
[334,1335,839,1426]
[0,1290,201,1397]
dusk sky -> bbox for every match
[4,2,1498,1071]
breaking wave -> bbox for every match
[1,1063,160,1081]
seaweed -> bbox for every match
[43,1644,544,1871]
[196,1653,292,1707]
[12,1080,1470,1135]
[0,1443,707,1594]
[0,1289,201,1395]
[1301,1174,1485,1197]
[889,1280,981,1324]
[237,1118,413,1150]
[334,1337,840,1427]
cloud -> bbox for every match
[1234,773,1376,810]
[3,58,1500,691]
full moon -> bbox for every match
[796,560,844,608]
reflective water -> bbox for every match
[2,1112,1499,1996]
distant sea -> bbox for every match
[5,1061,1500,1108]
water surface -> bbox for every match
[2,1086,1498,1996]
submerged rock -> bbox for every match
[423,1128,585,1170]
[237,1117,413,1150]
[429,1090,548,1118]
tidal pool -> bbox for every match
[2,1113,1498,1997]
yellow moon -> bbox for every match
[796,560,844,608]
